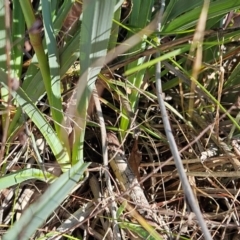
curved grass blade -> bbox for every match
[164,0,240,32]
[162,0,202,27]
[3,161,90,240]
[8,0,78,140]
[8,27,81,139]
[0,169,55,191]
[0,69,71,172]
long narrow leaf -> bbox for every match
[164,0,240,32]
[70,0,116,165]
[0,169,55,190]
[41,0,65,139]
[3,161,90,240]
[0,69,71,171]
[120,0,154,139]
[11,0,25,78]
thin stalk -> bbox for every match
[93,87,121,240]
[155,1,212,239]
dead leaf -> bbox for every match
[128,139,142,182]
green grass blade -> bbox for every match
[53,0,75,29]
[3,161,90,240]
[120,222,159,240]
[162,0,202,27]
[0,1,6,70]
[8,28,81,139]
[20,0,64,138]
[108,3,121,50]
[19,1,69,146]
[0,1,8,120]
[0,169,55,190]
[0,70,71,172]
[119,0,154,139]
[8,2,81,138]
[71,0,115,165]
[164,0,240,32]
[11,0,25,78]
[125,46,190,76]
[41,0,64,138]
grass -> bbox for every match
[1,0,240,239]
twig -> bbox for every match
[107,132,170,238]
[188,0,210,118]
[155,0,212,239]
[151,171,240,178]
[89,174,113,240]
[92,87,121,240]
[24,121,47,180]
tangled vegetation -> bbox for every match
[1,0,240,239]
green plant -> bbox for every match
[1,0,240,239]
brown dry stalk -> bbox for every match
[188,0,210,118]
[107,132,170,235]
